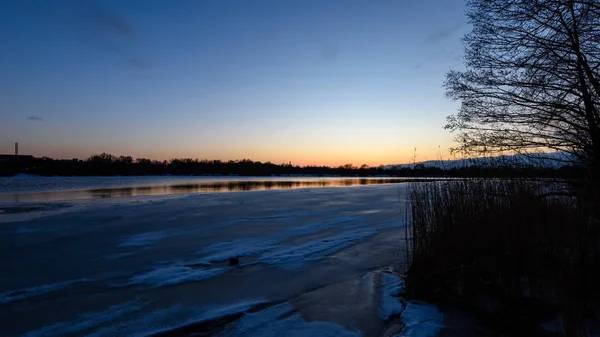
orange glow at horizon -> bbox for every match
[2,119,458,167]
[6,143,459,168]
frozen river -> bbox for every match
[0,178,462,336]
[0,176,434,203]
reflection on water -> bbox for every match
[0,178,436,203]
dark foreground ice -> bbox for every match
[0,184,462,336]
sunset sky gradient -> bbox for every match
[1,0,468,166]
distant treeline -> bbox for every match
[0,152,582,178]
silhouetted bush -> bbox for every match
[405,179,600,335]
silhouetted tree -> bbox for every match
[88,153,116,164]
[117,156,133,164]
[445,0,600,183]
[1,151,578,178]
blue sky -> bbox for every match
[0,0,468,166]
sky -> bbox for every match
[0,0,469,167]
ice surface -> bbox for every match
[194,299,270,326]
[121,265,226,288]
[194,217,366,268]
[197,237,278,264]
[2,183,412,336]
[13,227,39,234]
[125,227,378,286]
[226,302,362,337]
[87,299,268,336]
[23,300,142,337]
[0,278,90,304]
[117,230,167,247]
[273,215,358,239]
[259,229,378,270]
[106,250,143,260]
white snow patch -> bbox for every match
[259,229,377,270]
[122,265,226,287]
[396,301,445,337]
[117,231,167,247]
[380,273,406,320]
[23,300,142,337]
[226,302,362,337]
[0,278,90,304]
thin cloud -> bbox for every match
[71,0,135,39]
[30,0,149,70]
[411,50,463,70]
[125,57,151,69]
[427,23,465,42]
[27,116,44,121]
[71,1,148,69]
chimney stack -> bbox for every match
[15,142,18,156]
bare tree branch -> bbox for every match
[445,0,600,172]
